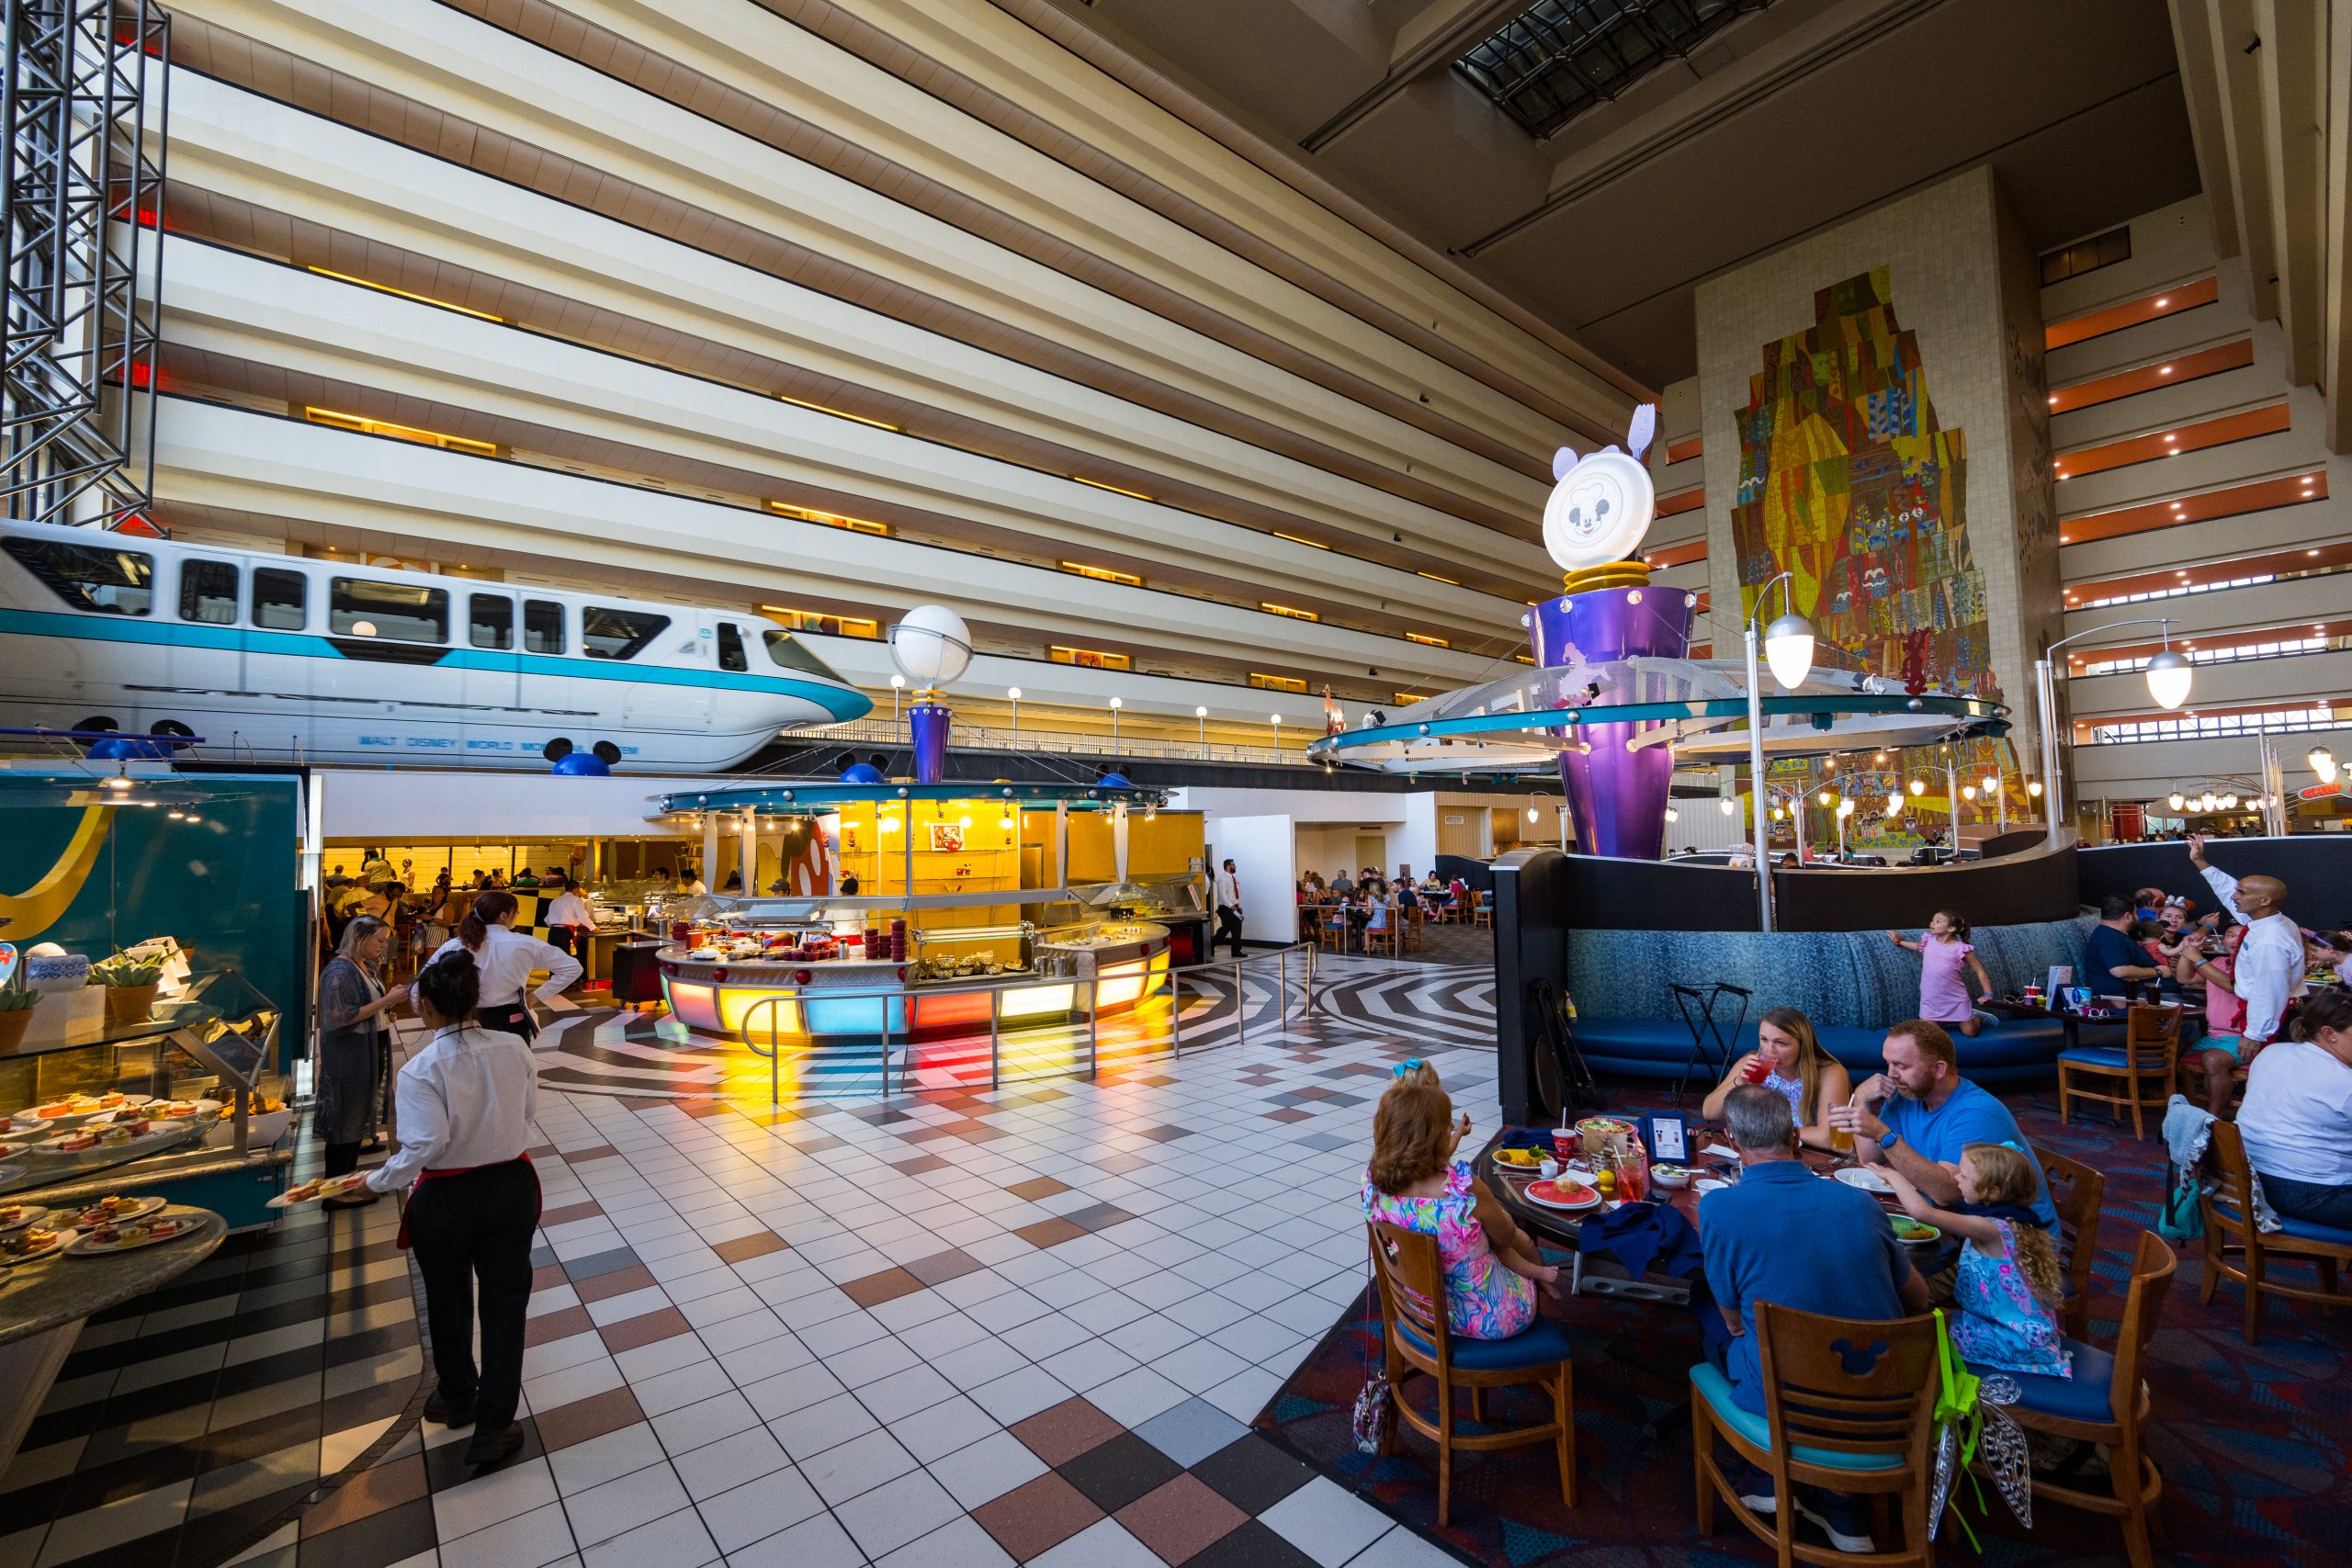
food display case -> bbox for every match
[0,771,305,1229]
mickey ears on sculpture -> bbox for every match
[1552,446,1578,481]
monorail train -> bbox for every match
[0,518,872,771]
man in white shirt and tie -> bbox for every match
[1214,857,1245,960]
[2188,833,2304,1063]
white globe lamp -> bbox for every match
[2143,648,2192,710]
[888,604,973,694]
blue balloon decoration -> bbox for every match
[839,762,887,784]
[551,751,612,776]
[1097,772,1134,790]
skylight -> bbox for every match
[1457,0,1772,141]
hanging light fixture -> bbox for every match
[2311,746,2339,784]
[2027,780,2043,797]
[1664,807,1680,822]
[2144,644,2193,709]
[1764,611,1815,692]
[1717,798,1735,816]
[1909,778,1926,795]
[1884,792,1904,816]
[1770,806,1784,821]
[2167,792,2185,811]
[1962,785,1976,801]
[1818,790,1835,807]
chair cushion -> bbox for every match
[1972,1340,2120,1424]
[2209,1200,2352,1247]
[2056,1046,2133,1068]
[1688,1364,1902,1471]
[1395,1313,1574,1372]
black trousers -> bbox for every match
[324,1141,361,1178]
[547,926,585,959]
[1215,905,1244,958]
[405,1158,539,1427]
[476,1004,537,1042]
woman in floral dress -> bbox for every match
[1362,1083,1556,1337]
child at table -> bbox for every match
[1888,911,1996,1036]
[1388,1060,1550,1275]
[1363,1081,1557,1337]
[1881,1145,2071,1378]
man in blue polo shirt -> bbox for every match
[1699,1086,1927,1554]
[1832,1018,2059,1231]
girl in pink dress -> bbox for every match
[1889,910,1995,1035]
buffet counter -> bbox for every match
[658,919,1170,1042]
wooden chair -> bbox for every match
[1363,916,1399,957]
[2033,1144,2108,1340]
[1401,904,1425,953]
[1366,1222,1575,1527]
[1691,1303,1939,1566]
[1976,1230,2176,1568]
[2056,1002,2180,1137]
[1312,906,1344,953]
[2198,1119,2352,1344]
[1473,894,1493,929]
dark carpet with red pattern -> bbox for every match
[1255,1088,2346,1567]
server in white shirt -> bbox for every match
[368,949,539,1468]
[433,889,582,1041]
[541,875,596,963]
[2188,835,2304,1055]
[1214,857,1245,960]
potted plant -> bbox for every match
[0,965,34,1054]
[88,952,165,1027]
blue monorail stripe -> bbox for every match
[0,606,870,720]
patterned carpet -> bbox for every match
[1256,1088,2347,1568]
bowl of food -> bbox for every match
[1892,1217,1941,1247]
[1650,1164,1691,1189]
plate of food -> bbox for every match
[0,1203,52,1236]
[1834,1167,1894,1195]
[1891,1217,1941,1247]
[67,1214,197,1256]
[1692,1177,1732,1194]
[1490,1146,1545,1171]
[0,1225,68,1265]
[268,1174,371,1209]
[70,1195,166,1229]
[1525,1179,1601,1213]
[1650,1164,1692,1189]
[147,1099,221,1122]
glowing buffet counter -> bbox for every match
[657,921,1170,1041]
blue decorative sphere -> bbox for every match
[89,736,173,761]
[1098,772,1134,790]
[839,762,887,784]
[551,751,612,776]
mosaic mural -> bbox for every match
[1732,265,1996,698]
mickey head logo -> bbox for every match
[1543,403,1659,574]
[1830,1337,1891,1377]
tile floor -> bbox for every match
[6,955,1492,1568]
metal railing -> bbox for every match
[804,716,1311,768]
[733,942,1316,1105]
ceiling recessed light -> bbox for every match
[2047,395,2059,405]
[2155,296,2170,307]
[2158,366,2173,376]
[2059,534,2071,543]
[2310,549,2322,557]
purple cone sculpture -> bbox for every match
[1530,586,1691,860]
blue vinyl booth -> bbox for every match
[1561,916,2098,1087]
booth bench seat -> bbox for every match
[1565,1014,2080,1088]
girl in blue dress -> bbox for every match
[1883,1145,2070,1377]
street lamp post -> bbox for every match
[1108,695,1122,749]
[889,672,905,721]
[1195,705,1208,758]
[1743,570,1815,931]
[1270,713,1283,753]
[1007,687,1021,747]
[2033,616,2192,849]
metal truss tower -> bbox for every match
[2,0,167,530]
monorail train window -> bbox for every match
[469,593,514,650]
[332,577,447,643]
[3,539,153,615]
[253,568,306,630]
[717,622,748,672]
[179,559,240,625]
[762,628,849,683]
[524,599,564,655]
[582,605,669,660]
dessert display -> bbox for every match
[910,953,1016,982]
[0,1202,51,1235]
[72,1195,166,1228]
[0,1224,65,1263]
[68,1214,191,1254]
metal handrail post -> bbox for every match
[1234,958,1245,1048]
[1087,979,1100,1077]
[989,987,1001,1090]
[1278,948,1287,1029]
[1169,968,1182,1056]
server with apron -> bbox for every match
[432,889,582,1040]
[367,949,541,1468]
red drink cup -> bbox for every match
[1551,1129,1578,1164]
[1744,1055,1772,1086]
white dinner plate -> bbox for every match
[1691,1177,1732,1194]
[1834,1166,1894,1194]
[66,1218,200,1257]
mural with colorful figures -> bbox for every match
[1732,265,1996,701]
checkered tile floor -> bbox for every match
[5,955,1491,1568]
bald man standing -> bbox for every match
[2189,833,2305,1069]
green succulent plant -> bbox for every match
[87,952,165,989]
[0,966,36,1013]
